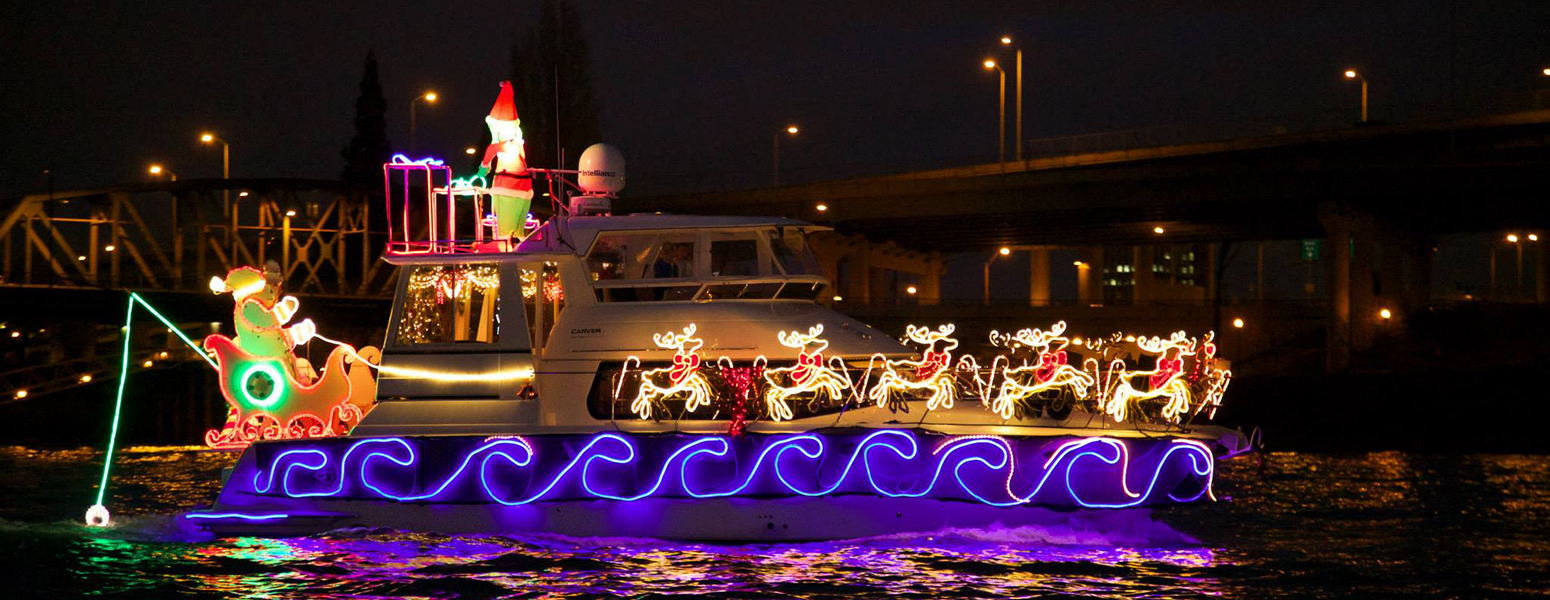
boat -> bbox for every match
[185,85,1249,541]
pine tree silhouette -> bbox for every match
[341,51,392,189]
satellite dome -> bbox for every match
[577,143,625,195]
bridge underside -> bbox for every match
[628,110,1550,372]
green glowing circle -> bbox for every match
[239,363,283,409]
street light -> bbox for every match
[464,147,477,155]
[1344,69,1368,123]
[1153,226,1165,234]
[1232,317,1245,328]
[1000,35,1023,161]
[983,246,1012,305]
[1378,307,1392,320]
[1543,67,1550,76]
[772,124,799,187]
[148,164,176,181]
[409,90,439,149]
[200,132,231,213]
[983,59,1006,162]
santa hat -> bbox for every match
[488,81,519,122]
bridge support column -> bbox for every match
[1077,247,1103,306]
[1133,246,1155,306]
[1537,240,1548,303]
[1320,206,1378,372]
[1028,247,1050,306]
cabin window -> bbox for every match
[520,263,566,349]
[588,233,696,281]
[395,264,502,345]
[770,228,822,276]
[590,232,700,302]
[709,236,761,278]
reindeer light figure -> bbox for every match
[620,325,714,420]
[1186,332,1232,420]
[982,321,1096,419]
[865,324,961,411]
[761,325,851,421]
[1101,331,1198,423]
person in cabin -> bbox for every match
[474,81,535,241]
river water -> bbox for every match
[1,446,1546,599]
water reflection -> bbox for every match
[5,446,1549,598]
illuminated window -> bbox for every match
[395,264,501,345]
[520,263,566,348]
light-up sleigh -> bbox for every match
[188,84,1249,540]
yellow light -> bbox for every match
[200,133,214,143]
[1530,234,1540,242]
[815,203,828,212]
[465,147,477,155]
[285,209,297,217]
[983,59,997,69]
[998,246,1011,256]
[1232,318,1244,329]
[1153,226,1165,234]
[832,295,844,302]
[143,360,154,368]
[238,191,249,197]
[77,255,86,262]
[148,165,164,174]
[79,375,93,383]
[1073,260,1085,267]
[786,125,799,135]
[423,91,438,102]
[8,331,17,338]
[1506,234,1519,243]
[104,245,115,252]
[1379,308,1392,320]
[159,351,169,358]
[1000,36,1012,45]
[1543,67,1550,76]
[1071,337,1084,346]
[906,285,918,295]
[1344,69,1358,79]
[13,390,25,399]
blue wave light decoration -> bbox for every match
[237,431,1215,509]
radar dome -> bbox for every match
[577,143,625,195]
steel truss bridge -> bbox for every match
[0,179,394,297]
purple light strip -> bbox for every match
[248,432,1214,509]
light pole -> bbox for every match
[984,246,1011,305]
[983,60,1006,162]
[409,91,438,149]
[148,164,176,181]
[772,124,798,187]
[200,132,230,214]
[1507,233,1524,299]
[1344,69,1368,123]
[1000,36,1023,161]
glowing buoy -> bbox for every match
[85,504,111,527]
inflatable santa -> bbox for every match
[474,81,534,239]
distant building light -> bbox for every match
[832,295,843,302]
[1232,317,1245,329]
[905,285,918,295]
[1379,308,1392,320]
[815,203,828,212]
[79,375,93,383]
[1153,226,1165,234]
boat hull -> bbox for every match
[190,429,1226,540]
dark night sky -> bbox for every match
[3,0,1549,200]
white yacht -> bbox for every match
[187,144,1249,540]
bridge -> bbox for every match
[625,109,1550,372]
